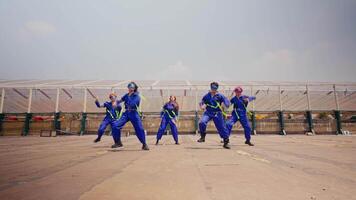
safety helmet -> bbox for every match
[234,86,243,93]
[210,82,219,91]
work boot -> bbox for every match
[117,140,123,147]
[155,139,159,145]
[197,133,206,143]
[245,140,254,146]
[93,137,101,143]
[111,143,122,148]
[223,138,231,149]
[142,144,150,150]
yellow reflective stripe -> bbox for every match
[136,105,142,116]
[207,100,227,117]
[164,109,176,119]
[139,94,146,101]
[106,109,115,119]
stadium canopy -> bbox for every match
[0,80,355,113]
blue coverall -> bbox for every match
[112,92,147,145]
[199,92,230,139]
[95,100,122,143]
[156,102,179,143]
[226,95,256,142]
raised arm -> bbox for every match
[95,99,104,108]
[221,94,230,108]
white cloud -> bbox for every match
[23,20,57,36]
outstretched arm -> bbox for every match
[95,98,104,108]
[222,95,231,108]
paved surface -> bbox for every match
[0,134,355,200]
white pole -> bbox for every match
[251,86,255,111]
[83,88,87,113]
[195,88,198,112]
[306,85,311,110]
[333,84,340,110]
[27,88,33,113]
[0,88,5,113]
[55,88,60,113]
[278,85,283,111]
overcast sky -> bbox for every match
[0,0,355,82]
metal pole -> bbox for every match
[55,88,60,113]
[83,88,87,113]
[251,86,255,111]
[195,88,198,112]
[0,88,5,113]
[306,85,311,110]
[333,84,340,110]
[278,85,283,111]
[27,88,33,113]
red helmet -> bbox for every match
[234,86,243,93]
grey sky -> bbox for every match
[0,0,356,81]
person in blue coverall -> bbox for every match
[93,93,122,145]
[156,95,180,145]
[112,82,149,150]
[226,86,256,146]
[198,82,231,149]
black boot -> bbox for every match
[245,140,254,146]
[142,144,150,150]
[197,133,206,143]
[155,139,159,145]
[111,143,122,148]
[117,140,123,147]
[223,138,231,149]
[175,141,180,145]
[93,137,101,143]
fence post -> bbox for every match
[80,113,87,135]
[22,113,32,136]
[0,113,4,136]
[54,112,61,134]
[306,110,314,134]
[334,110,342,135]
[251,111,257,135]
[278,111,286,135]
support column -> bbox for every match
[80,113,87,136]
[0,88,5,136]
[306,110,314,134]
[334,110,342,135]
[23,89,33,136]
[80,88,88,136]
[278,111,286,135]
[251,111,257,135]
[0,88,5,113]
[250,86,257,135]
[278,85,286,135]
[55,88,60,113]
[333,85,343,135]
[27,88,33,113]
[22,113,32,136]
[54,112,61,133]
[0,113,4,136]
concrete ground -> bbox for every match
[0,134,355,200]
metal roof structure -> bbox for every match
[0,80,355,113]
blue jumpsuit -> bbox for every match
[199,92,230,139]
[156,102,179,143]
[95,101,122,143]
[226,95,256,142]
[112,92,146,145]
